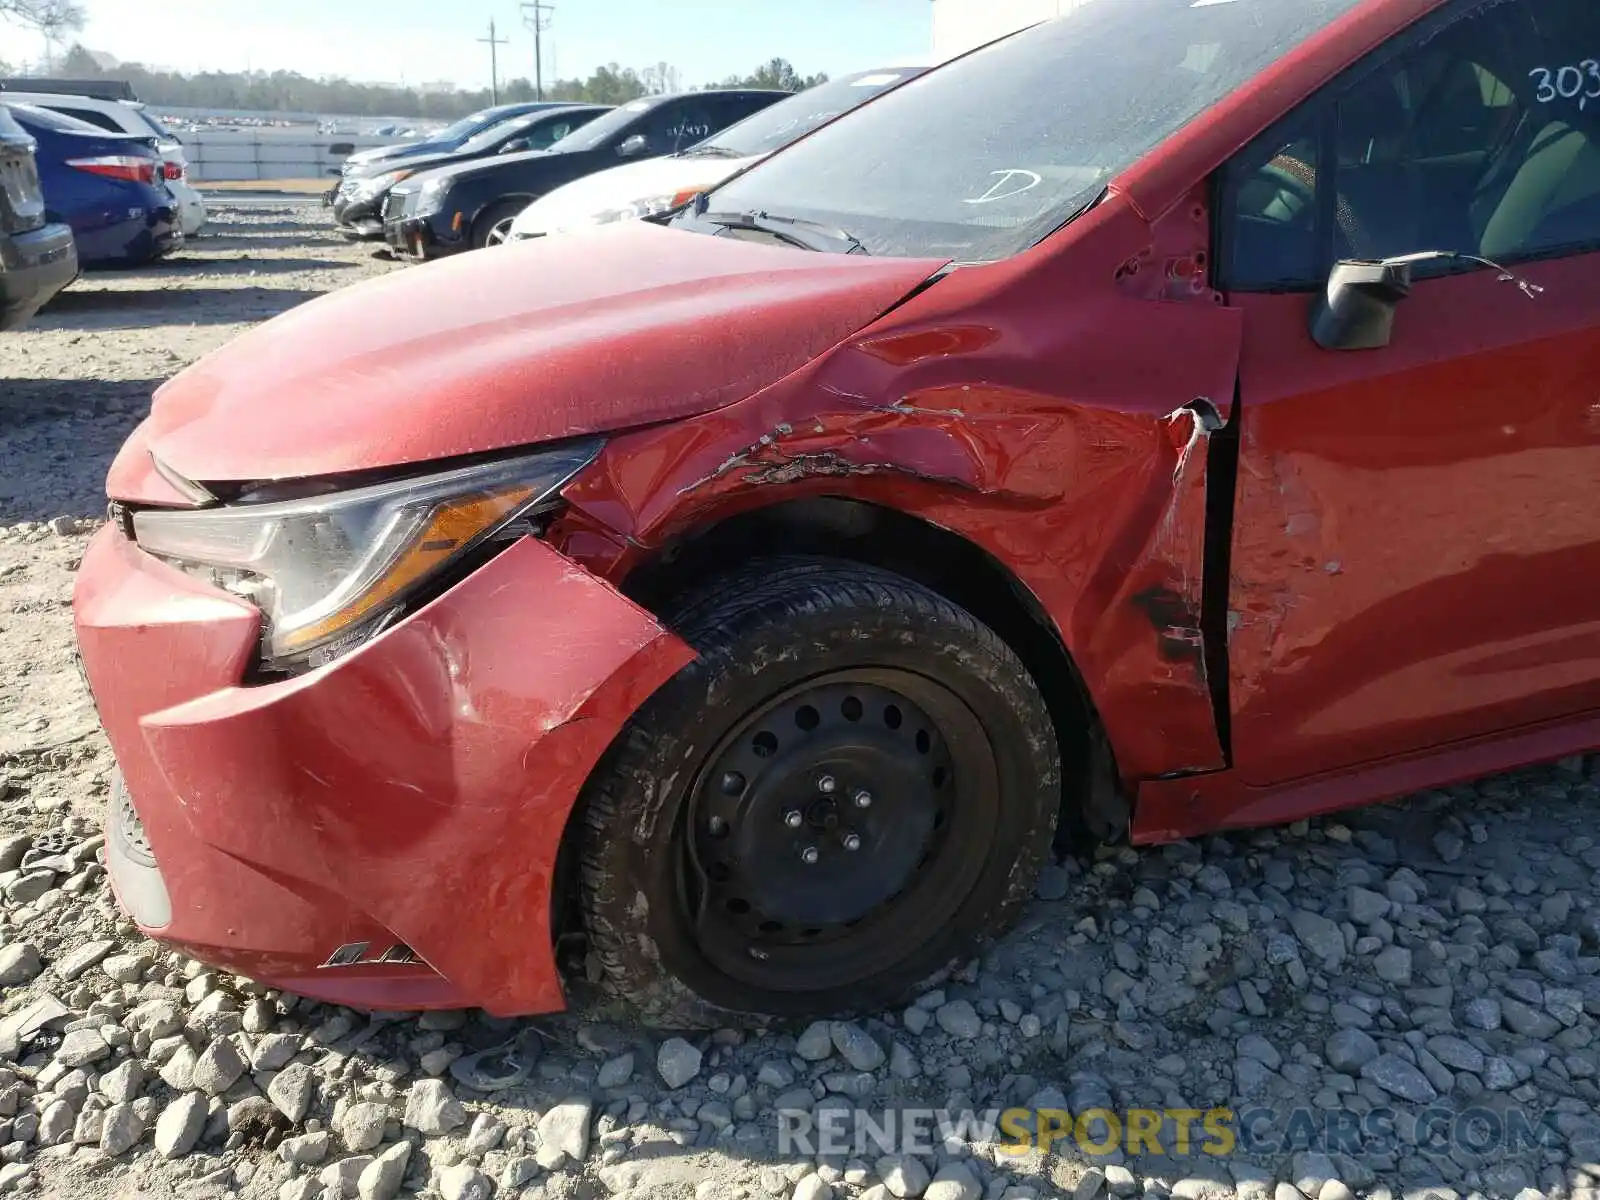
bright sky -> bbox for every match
[7,0,936,89]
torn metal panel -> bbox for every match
[560,186,1246,786]
[1079,398,1232,782]
[588,384,1086,539]
[565,361,1243,790]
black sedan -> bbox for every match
[331,105,610,239]
[385,88,786,259]
[340,101,576,175]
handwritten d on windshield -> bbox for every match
[965,169,1043,205]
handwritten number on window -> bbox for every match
[1530,61,1600,110]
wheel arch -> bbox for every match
[614,494,1130,844]
[472,194,536,243]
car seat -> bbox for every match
[1476,117,1600,260]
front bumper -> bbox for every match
[384,212,412,255]
[392,213,465,261]
[332,193,385,238]
[0,221,77,330]
[74,525,693,1014]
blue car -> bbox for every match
[6,103,179,269]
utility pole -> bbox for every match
[478,18,510,104]
[520,1,555,101]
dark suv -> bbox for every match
[0,103,76,330]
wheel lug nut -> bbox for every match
[708,816,727,835]
[817,774,836,794]
[784,810,804,829]
[842,833,862,852]
[720,772,745,795]
[853,790,872,809]
[800,846,820,865]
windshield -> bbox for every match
[702,0,1369,260]
[457,114,540,154]
[697,68,922,159]
[432,109,501,144]
[547,97,661,153]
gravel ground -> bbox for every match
[2,202,1600,1200]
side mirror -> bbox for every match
[1309,258,1413,351]
[499,139,530,154]
[617,134,649,159]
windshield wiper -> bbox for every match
[700,209,870,256]
[680,144,746,159]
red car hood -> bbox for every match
[113,221,946,494]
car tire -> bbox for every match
[576,557,1061,1028]
[474,200,528,249]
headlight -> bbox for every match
[131,443,600,674]
[415,176,452,216]
[350,168,412,200]
[581,186,711,228]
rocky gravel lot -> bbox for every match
[3,201,1600,1200]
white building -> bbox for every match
[931,0,1096,60]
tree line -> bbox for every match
[0,0,82,38]
[5,38,827,118]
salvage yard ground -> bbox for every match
[1,204,1600,1200]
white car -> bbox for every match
[506,67,927,242]
[2,92,207,237]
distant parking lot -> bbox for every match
[0,196,399,525]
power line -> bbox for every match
[477,17,510,105]
[520,1,555,101]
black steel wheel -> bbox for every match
[576,558,1061,1027]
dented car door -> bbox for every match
[1219,0,1600,786]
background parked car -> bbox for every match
[0,102,76,329]
[0,77,137,101]
[338,101,577,178]
[508,66,928,242]
[6,104,179,269]
[385,88,787,258]
[0,90,206,237]
[332,104,609,240]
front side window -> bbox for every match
[528,120,579,150]
[458,118,533,155]
[638,102,715,154]
[548,99,662,153]
[696,0,1369,261]
[1221,0,1600,291]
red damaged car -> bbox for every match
[75,0,1600,1025]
